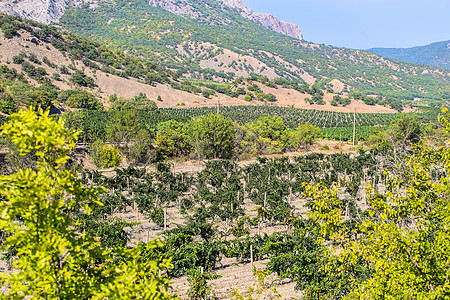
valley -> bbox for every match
[0,0,449,299]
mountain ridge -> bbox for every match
[1,0,449,104]
[0,0,303,39]
[369,40,450,70]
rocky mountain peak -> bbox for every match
[149,0,303,40]
[0,0,68,24]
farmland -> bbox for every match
[64,106,440,143]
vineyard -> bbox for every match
[78,150,388,297]
[162,106,400,128]
[64,106,440,143]
[2,107,449,299]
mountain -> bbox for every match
[1,0,450,104]
[149,0,303,39]
[369,40,450,70]
[0,0,302,39]
[0,0,67,24]
[1,15,407,114]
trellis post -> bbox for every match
[164,208,167,231]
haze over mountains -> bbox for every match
[369,40,450,71]
[0,0,449,104]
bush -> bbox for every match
[66,90,103,110]
[1,22,17,39]
[12,55,24,64]
[26,90,53,111]
[244,93,253,102]
[70,70,95,88]
[0,92,18,115]
[89,140,122,168]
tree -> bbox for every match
[248,115,286,141]
[304,108,450,299]
[156,119,192,157]
[106,109,143,146]
[0,108,176,299]
[0,92,18,115]
[70,70,95,88]
[66,90,103,110]
[387,113,422,146]
[191,114,236,159]
[292,123,321,150]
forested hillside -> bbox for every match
[369,40,450,70]
[58,0,450,103]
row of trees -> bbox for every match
[156,114,321,160]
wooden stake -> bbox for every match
[264,192,267,208]
[289,187,293,204]
[353,109,356,146]
[164,208,167,231]
[250,245,253,265]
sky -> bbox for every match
[241,0,450,50]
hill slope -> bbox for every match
[369,40,450,70]
[57,0,450,102]
[0,15,405,113]
[1,0,450,104]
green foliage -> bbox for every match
[66,89,103,110]
[89,139,122,168]
[0,92,18,115]
[238,116,287,156]
[12,54,24,64]
[110,93,157,111]
[0,108,176,299]
[1,22,17,39]
[156,119,192,158]
[191,114,236,159]
[187,269,220,300]
[387,113,423,145]
[22,89,53,111]
[21,60,47,81]
[70,70,95,88]
[291,123,322,150]
[304,108,450,298]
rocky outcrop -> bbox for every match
[219,0,302,40]
[0,0,68,24]
[148,0,202,18]
[0,0,302,39]
[149,0,303,40]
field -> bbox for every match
[78,150,384,298]
[64,106,440,143]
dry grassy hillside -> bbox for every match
[0,30,410,113]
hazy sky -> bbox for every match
[241,0,450,49]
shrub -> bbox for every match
[1,22,17,39]
[70,70,95,88]
[12,54,24,64]
[89,140,122,168]
[66,90,103,110]
[0,92,18,115]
